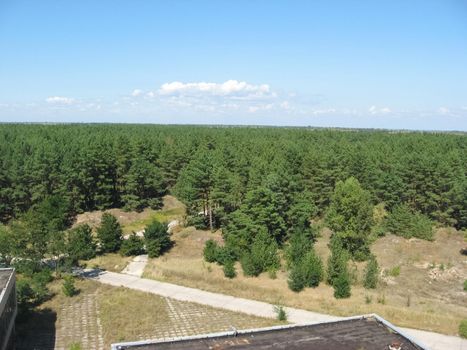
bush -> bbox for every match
[459,319,467,339]
[62,275,77,297]
[387,265,400,277]
[288,261,307,292]
[97,213,123,253]
[284,230,312,269]
[464,279,467,291]
[144,220,171,258]
[120,233,145,256]
[223,259,236,278]
[326,236,348,286]
[203,239,219,263]
[67,224,96,263]
[363,254,379,289]
[385,204,433,240]
[240,252,262,277]
[333,269,351,299]
[240,229,280,276]
[273,305,287,321]
[303,250,323,288]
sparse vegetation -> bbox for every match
[62,275,78,297]
[273,304,287,321]
[459,319,467,338]
[363,254,379,289]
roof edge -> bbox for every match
[110,313,429,350]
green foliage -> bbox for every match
[287,261,308,292]
[62,274,77,297]
[326,236,348,285]
[16,270,52,318]
[464,279,467,291]
[288,248,323,292]
[387,265,401,277]
[0,125,465,232]
[120,233,145,256]
[459,319,467,339]
[97,213,123,253]
[326,177,374,260]
[67,224,96,263]
[385,204,433,240]
[363,254,379,289]
[223,259,236,278]
[144,220,171,258]
[69,343,83,350]
[273,305,287,321]
[333,269,351,299]
[285,230,313,269]
[241,229,280,277]
[203,239,219,263]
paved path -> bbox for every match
[82,270,467,350]
[121,254,148,277]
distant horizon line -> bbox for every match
[0,121,466,134]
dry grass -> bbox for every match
[82,253,132,272]
[17,278,281,349]
[144,226,467,335]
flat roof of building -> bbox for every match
[0,269,14,293]
[112,315,425,350]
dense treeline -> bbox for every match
[1,124,465,229]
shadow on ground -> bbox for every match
[16,308,57,350]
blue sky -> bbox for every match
[1,0,466,130]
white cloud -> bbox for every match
[157,80,271,98]
[369,105,391,115]
[131,89,143,97]
[46,96,75,104]
[438,107,450,115]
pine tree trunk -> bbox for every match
[209,201,213,232]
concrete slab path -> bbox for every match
[121,254,148,277]
[82,269,467,350]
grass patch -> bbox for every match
[82,253,132,272]
[123,207,184,234]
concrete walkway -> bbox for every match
[82,269,467,350]
[121,254,148,277]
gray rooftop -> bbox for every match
[112,316,425,350]
[0,269,14,294]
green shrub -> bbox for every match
[241,229,280,276]
[363,254,379,289]
[288,261,307,292]
[67,224,96,263]
[273,305,287,321]
[97,213,123,253]
[387,265,400,277]
[120,233,145,256]
[240,252,262,277]
[69,343,82,350]
[144,220,172,258]
[459,319,467,338]
[223,259,236,278]
[464,279,467,291]
[333,269,351,299]
[326,236,348,286]
[62,275,77,297]
[385,204,433,240]
[203,239,219,263]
